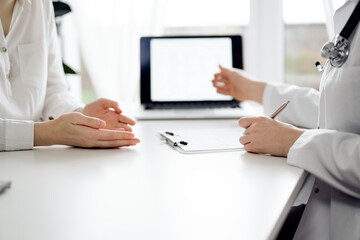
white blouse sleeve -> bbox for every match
[0,118,34,151]
[41,0,83,120]
[262,83,319,129]
[288,129,360,199]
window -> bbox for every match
[283,0,328,89]
[162,0,250,35]
[67,0,342,103]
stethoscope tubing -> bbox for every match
[341,1,360,39]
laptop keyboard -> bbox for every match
[145,102,240,110]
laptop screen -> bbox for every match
[140,35,243,105]
[150,38,232,102]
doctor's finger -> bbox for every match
[240,135,251,145]
[238,117,257,129]
[243,142,258,154]
[216,88,231,96]
[219,65,232,76]
[243,128,251,135]
[212,78,228,86]
[214,84,230,92]
[214,73,227,80]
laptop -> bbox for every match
[135,35,247,120]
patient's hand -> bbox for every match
[79,98,135,132]
[34,112,140,148]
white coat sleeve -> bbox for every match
[262,83,319,129]
[41,0,83,120]
[288,129,360,199]
[0,118,34,151]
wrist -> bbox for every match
[285,129,305,156]
[34,121,56,146]
[248,81,266,104]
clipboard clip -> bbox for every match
[166,139,188,146]
[164,131,188,146]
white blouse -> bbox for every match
[0,0,82,151]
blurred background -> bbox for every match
[56,0,345,104]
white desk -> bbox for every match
[0,119,306,240]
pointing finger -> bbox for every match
[219,65,232,76]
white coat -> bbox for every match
[262,0,360,239]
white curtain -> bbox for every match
[68,0,164,102]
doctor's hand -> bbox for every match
[79,98,136,132]
[238,116,304,157]
[212,65,266,104]
[34,112,140,148]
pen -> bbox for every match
[270,100,290,119]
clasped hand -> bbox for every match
[80,98,135,132]
[35,98,140,148]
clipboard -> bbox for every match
[159,127,245,154]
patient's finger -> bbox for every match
[118,114,136,126]
[116,123,133,132]
[96,129,136,141]
[95,139,140,148]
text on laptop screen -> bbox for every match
[150,38,233,102]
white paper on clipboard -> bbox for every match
[159,127,245,154]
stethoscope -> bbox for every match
[316,1,360,71]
